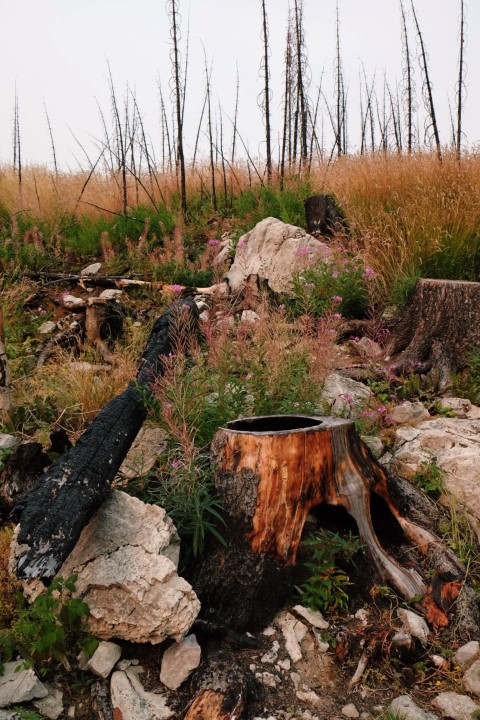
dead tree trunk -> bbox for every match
[0,306,10,411]
[14,299,199,580]
[389,279,480,390]
[194,414,475,631]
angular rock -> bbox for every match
[59,490,200,644]
[437,397,474,419]
[454,641,480,669]
[292,605,329,630]
[296,689,321,705]
[0,660,48,708]
[87,641,122,679]
[160,634,201,690]
[390,695,439,720]
[389,401,430,425]
[99,288,123,300]
[0,433,18,450]
[111,667,173,720]
[275,612,303,664]
[320,373,371,419]
[38,320,57,334]
[61,293,85,309]
[463,659,480,697]
[432,692,480,720]
[397,609,430,644]
[241,309,260,324]
[117,427,167,480]
[33,683,64,719]
[81,262,102,276]
[354,337,383,360]
[361,436,384,459]
[226,217,331,295]
[342,704,360,718]
[261,640,280,664]
[382,417,480,539]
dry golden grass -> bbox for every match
[0,525,19,627]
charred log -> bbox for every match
[194,414,478,632]
[0,306,10,411]
[389,279,480,390]
[0,442,50,520]
[14,299,199,580]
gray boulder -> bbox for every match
[0,661,48,708]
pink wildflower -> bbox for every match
[333,312,343,319]
[377,405,387,413]
[171,459,181,469]
[363,267,376,278]
[332,295,343,303]
[298,245,310,256]
[170,284,183,292]
[208,238,220,247]
[331,270,339,279]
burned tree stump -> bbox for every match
[0,306,10,411]
[194,414,470,631]
[389,279,480,390]
[14,299,199,579]
[304,194,347,237]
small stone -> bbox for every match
[290,672,301,689]
[342,704,360,718]
[81,262,102,275]
[354,337,383,360]
[0,433,18,450]
[463,659,480,697]
[389,402,430,425]
[87,641,122,679]
[263,627,276,636]
[454,641,480,669]
[296,690,321,705]
[160,634,201,690]
[277,658,291,671]
[437,397,472,419]
[361,436,384,458]
[116,659,133,671]
[354,608,369,624]
[430,655,449,670]
[199,310,209,321]
[432,692,480,720]
[261,641,280,664]
[262,672,277,689]
[276,612,303,663]
[61,293,86,308]
[0,660,48,708]
[390,695,439,720]
[77,650,90,671]
[250,664,256,673]
[67,708,75,719]
[241,310,260,324]
[33,683,64,719]
[111,667,173,720]
[397,609,430,644]
[39,320,57,334]
[294,620,308,642]
[292,605,329,630]
[99,288,123,300]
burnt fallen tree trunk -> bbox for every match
[14,298,199,580]
[194,414,477,632]
[388,278,480,390]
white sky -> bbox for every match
[0,0,477,168]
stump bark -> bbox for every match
[304,194,347,237]
[0,306,10,411]
[389,279,480,390]
[194,414,472,631]
[14,298,199,579]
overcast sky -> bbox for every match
[0,0,477,168]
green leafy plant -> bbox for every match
[412,460,444,499]
[0,575,98,677]
[300,529,364,614]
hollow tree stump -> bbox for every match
[389,278,480,390]
[194,414,463,631]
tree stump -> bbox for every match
[304,194,347,237]
[0,306,10,411]
[194,414,470,631]
[389,279,480,390]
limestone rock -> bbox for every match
[33,683,64,719]
[160,634,202,690]
[117,427,167,480]
[111,667,173,720]
[390,695,439,720]
[361,436,384,458]
[61,293,85,309]
[59,490,200,644]
[292,605,329,630]
[437,397,474,419]
[397,609,430,644]
[275,611,303,664]
[0,660,48,708]
[0,434,18,450]
[38,320,57,334]
[432,692,480,720]
[87,641,122,679]
[320,373,371,418]
[389,401,430,425]
[226,217,331,295]
[241,309,260,324]
[81,262,102,276]
[382,417,480,539]
[342,704,360,718]
[463,659,480,697]
[99,288,123,300]
[454,641,480,669]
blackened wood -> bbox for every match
[15,299,199,579]
[0,306,10,411]
[304,194,347,237]
[0,442,50,520]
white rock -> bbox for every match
[354,337,383,360]
[261,641,280,664]
[199,310,209,321]
[354,608,369,624]
[61,293,86,309]
[58,490,200,644]
[433,692,480,720]
[263,626,276,636]
[464,659,480,697]
[81,262,102,276]
[38,320,57,334]
[361,436,384,459]
[296,690,321,705]
[389,402,431,425]
[397,609,430,644]
[226,217,331,295]
[438,398,473,419]
[320,373,372,419]
[87,641,122,679]
[261,672,277,689]
[33,683,64,719]
[160,634,201,690]
[342,704,360,718]
[241,310,260,324]
[390,695,439,720]
[275,612,303,663]
[99,288,123,300]
[290,672,301,689]
[294,620,308,642]
[277,658,291,671]
[293,605,329,630]
[0,434,18,450]
[0,660,48,708]
[111,667,173,720]
[117,427,167,480]
[454,641,480,669]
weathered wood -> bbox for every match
[195,414,475,631]
[304,194,347,237]
[0,306,10,411]
[389,278,480,390]
[14,298,199,579]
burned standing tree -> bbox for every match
[167,0,187,215]
[456,0,466,159]
[259,0,272,182]
[400,0,415,154]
